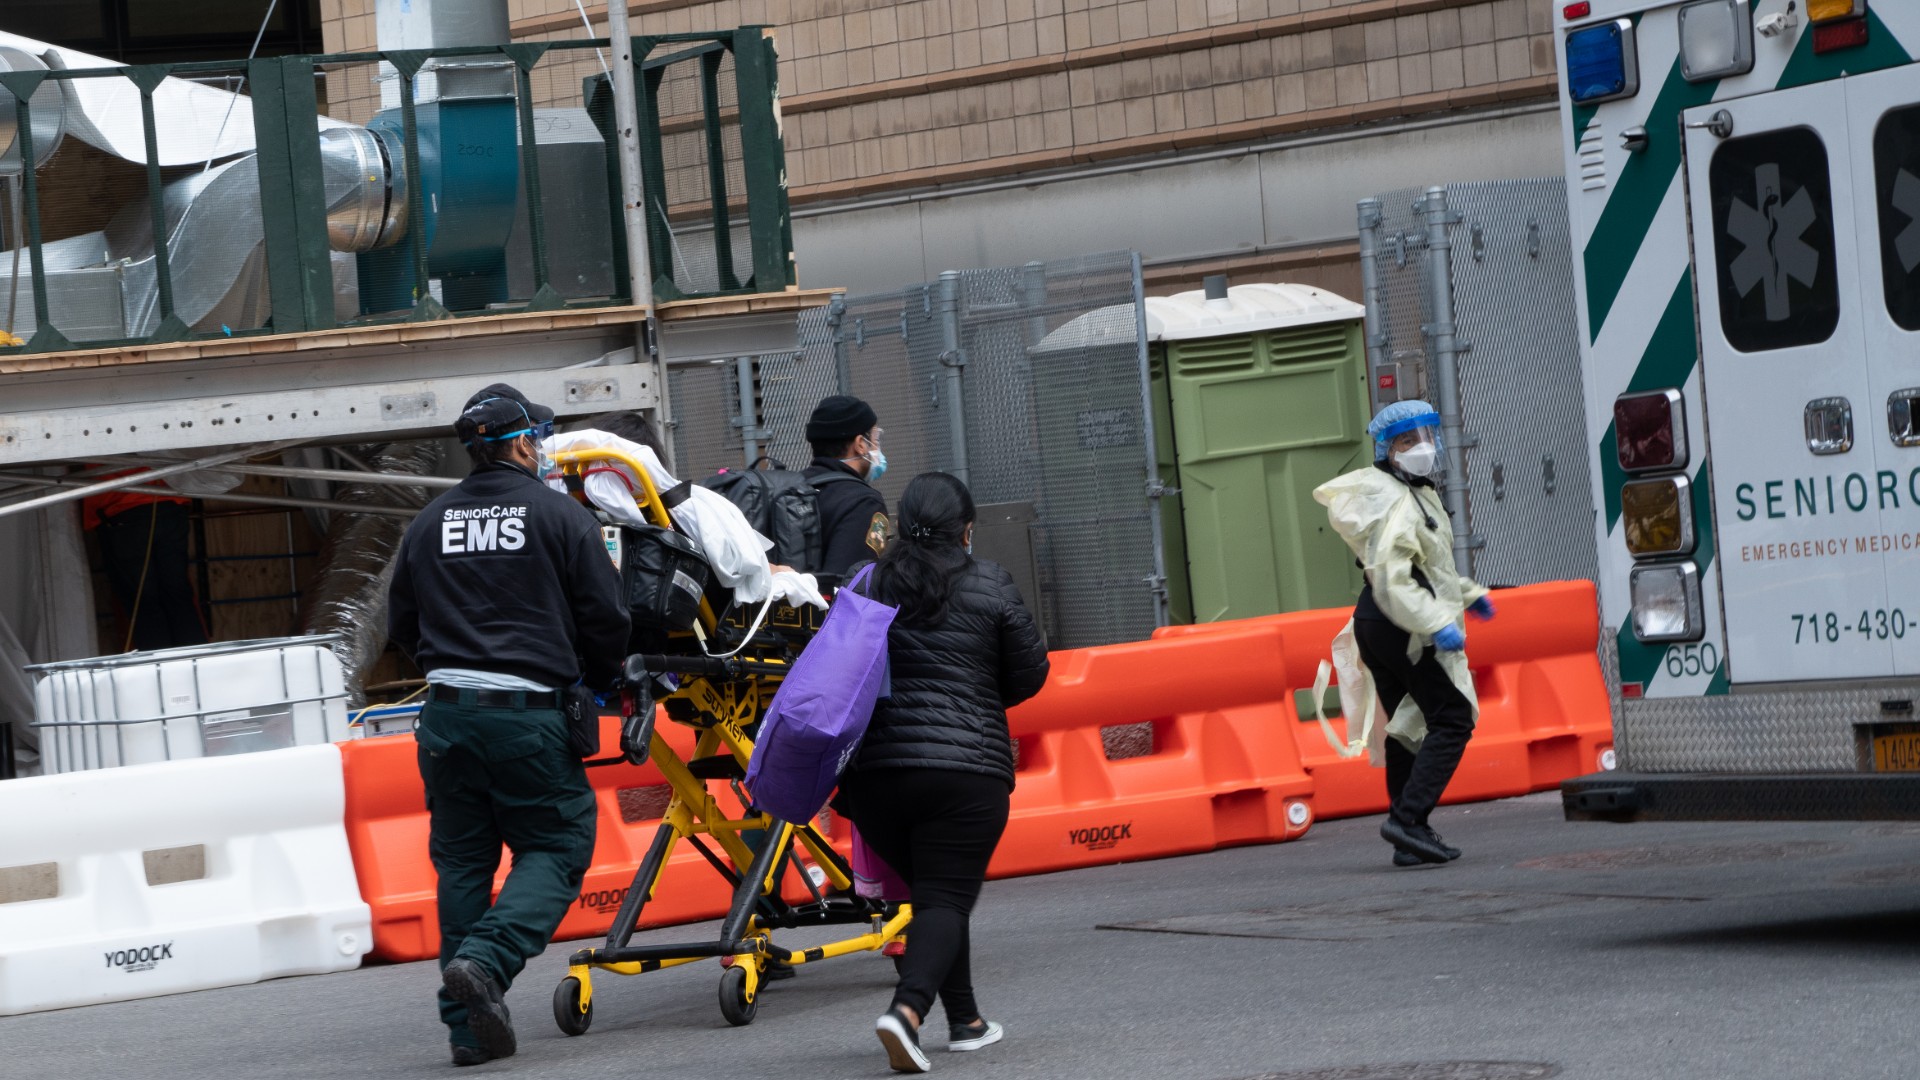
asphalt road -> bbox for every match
[8,793,1919,1080]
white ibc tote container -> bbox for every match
[28,635,353,774]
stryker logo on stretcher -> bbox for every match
[105,942,173,973]
[1733,470,1920,520]
[440,505,528,553]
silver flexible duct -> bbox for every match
[300,440,440,706]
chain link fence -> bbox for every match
[665,251,1165,650]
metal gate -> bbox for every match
[1358,181,1599,589]
[664,251,1166,648]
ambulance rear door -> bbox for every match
[1684,80,1895,683]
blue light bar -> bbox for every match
[1567,19,1641,104]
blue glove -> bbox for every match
[1433,623,1467,651]
[1468,595,1496,621]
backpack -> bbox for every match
[700,457,863,573]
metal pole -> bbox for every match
[1130,251,1171,629]
[1019,260,1049,349]
[1420,186,1476,576]
[0,439,309,520]
[1356,196,1393,413]
[0,473,417,519]
[605,1,674,470]
[935,270,970,485]
[106,460,457,491]
[735,356,760,466]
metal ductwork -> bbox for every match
[300,440,443,708]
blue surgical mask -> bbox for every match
[865,447,888,483]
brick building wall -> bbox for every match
[318,0,1560,204]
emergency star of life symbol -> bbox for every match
[1893,168,1920,273]
[1726,162,1820,321]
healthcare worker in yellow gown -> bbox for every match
[1313,400,1494,867]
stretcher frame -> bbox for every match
[548,447,910,1033]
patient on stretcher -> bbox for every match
[540,412,826,611]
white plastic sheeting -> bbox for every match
[0,503,95,777]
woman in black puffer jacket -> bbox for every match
[840,471,1049,1074]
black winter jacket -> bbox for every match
[389,461,630,691]
[848,558,1050,789]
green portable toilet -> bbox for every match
[1027,278,1369,629]
[1149,280,1370,623]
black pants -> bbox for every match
[1352,615,1476,829]
[840,767,1010,1024]
[95,503,207,651]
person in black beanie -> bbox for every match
[803,394,891,576]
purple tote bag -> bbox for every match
[745,565,896,824]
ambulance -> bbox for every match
[1554,0,1920,818]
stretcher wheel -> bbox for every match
[718,965,758,1027]
[553,976,592,1036]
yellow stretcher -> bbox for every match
[547,447,910,1033]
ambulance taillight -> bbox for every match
[1613,389,1688,473]
[1630,563,1705,643]
[1808,0,1870,54]
[1621,477,1696,558]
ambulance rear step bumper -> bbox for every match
[1562,772,1920,822]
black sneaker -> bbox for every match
[1416,824,1462,861]
[449,1044,491,1067]
[948,1018,1004,1052]
[875,1006,930,1073]
[766,958,798,982]
[1392,848,1422,867]
[1380,817,1450,864]
[442,958,517,1061]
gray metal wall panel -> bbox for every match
[791,108,1562,296]
[1447,179,1600,588]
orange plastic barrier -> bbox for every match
[341,711,769,963]
[1154,579,1612,821]
[991,623,1315,878]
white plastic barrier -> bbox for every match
[0,743,372,1014]
[28,635,352,774]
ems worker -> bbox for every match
[1313,400,1494,867]
[388,383,629,1067]
[803,395,891,577]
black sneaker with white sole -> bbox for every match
[876,1006,931,1073]
[948,1018,1004,1052]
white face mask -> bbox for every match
[1394,442,1438,477]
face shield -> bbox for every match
[1388,427,1441,477]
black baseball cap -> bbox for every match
[456,383,555,444]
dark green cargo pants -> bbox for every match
[416,695,597,1047]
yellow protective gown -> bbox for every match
[1309,466,1489,762]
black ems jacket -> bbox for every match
[389,462,630,691]
[849,558,1050,789]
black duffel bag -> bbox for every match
[621,524,713,633]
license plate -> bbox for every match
[1873,731,1920,771]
